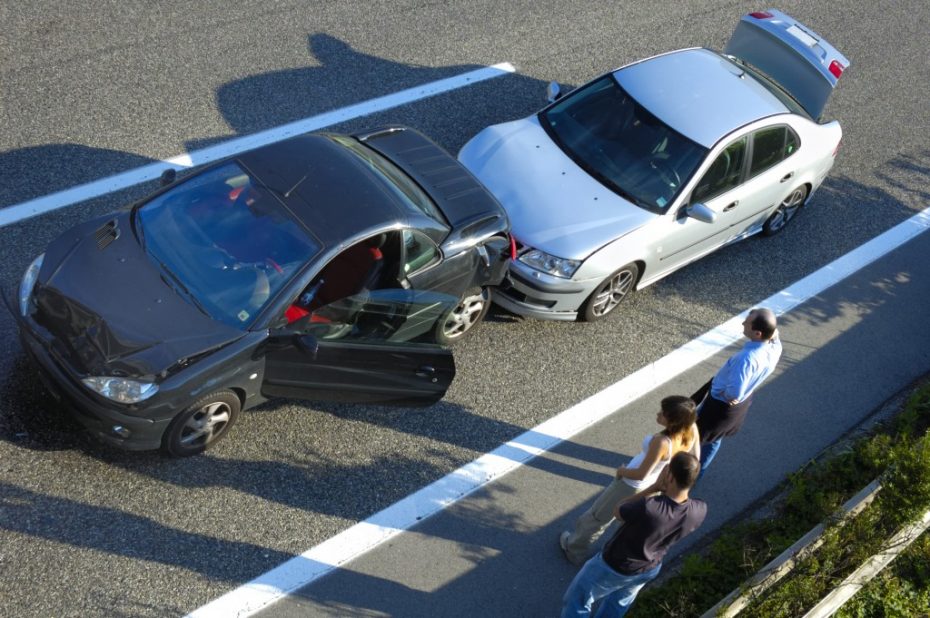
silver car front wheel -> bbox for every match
[580,263,639,322]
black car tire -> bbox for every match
[162,390,240,457]
[763,185,808,236]
[437,287,490,345]
[579,263,639,322]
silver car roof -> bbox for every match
[614,47,789,148]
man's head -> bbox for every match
[742,307,777,341]
[665,452,701,491]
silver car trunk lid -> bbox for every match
[725,9,850,121]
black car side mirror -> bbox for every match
[160,168,177,186]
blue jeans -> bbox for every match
[561,552,661,618]
[699,439,722,477]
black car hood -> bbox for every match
[32,213,245,378]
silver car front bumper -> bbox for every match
[490,261,599,321]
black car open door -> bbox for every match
[262,289,456,406]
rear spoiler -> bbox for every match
[725,9,850,120]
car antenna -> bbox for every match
[284,174,308,198]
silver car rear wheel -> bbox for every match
[580,263,638,322]
[763,186,808,236]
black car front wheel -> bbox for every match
[437,287,490,345]
[162,390,240,457]
[579,263,639,322]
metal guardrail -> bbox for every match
[701,479,882,618]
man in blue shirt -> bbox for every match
[694,307,782,473]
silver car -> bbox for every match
[459,10,849,321]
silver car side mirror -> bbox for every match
[686,202,717,224]
[546,82,563,103]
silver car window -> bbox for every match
[540,76,708,213]
[692,137,748,203]
[749,125,800,178]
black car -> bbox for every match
[6,127,512,456]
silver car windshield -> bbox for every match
[540,76,708,213]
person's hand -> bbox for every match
[615,466,626,479]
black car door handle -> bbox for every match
[416,365,439,382]
[780,172,795,183]
[723,201,739,212]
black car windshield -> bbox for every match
[135,163,320,328]
[540,76,708,213]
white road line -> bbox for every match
[0,62,516,229]
[189,205,930,618]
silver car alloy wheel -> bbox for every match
[180,401,232,447]
[767,187,806,232]
[442,289,488,340]
[591,269,635,317]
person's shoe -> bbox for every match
[559,531,581,565]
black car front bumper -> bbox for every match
[5,285,170,450]
[17,326,170,450]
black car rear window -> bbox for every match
[135,163,320,328]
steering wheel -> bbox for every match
[648,158,681,190]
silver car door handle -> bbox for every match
[780,172,795,183]
[723,201,739,212]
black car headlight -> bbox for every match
[19,253,44,316]
[82,377,158,404]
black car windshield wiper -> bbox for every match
[155,261,211,318]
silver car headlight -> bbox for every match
[19,253,44,316]
[82,377,158,404]
[518,249,581,279]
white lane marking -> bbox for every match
[0,62,516,229]
[190,204,930,618]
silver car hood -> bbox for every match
[459,116,655,261]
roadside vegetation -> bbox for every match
[627,379,930,617]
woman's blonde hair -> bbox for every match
[660,395,697,453]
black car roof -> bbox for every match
[237,134,406,249]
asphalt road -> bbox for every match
[1,1,928,616]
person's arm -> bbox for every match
[717,352,758,405]
[612,477,665,520]
[616,435,669,481]
[689,424,701,460]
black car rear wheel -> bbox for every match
[162,390,240,457]
[579,263,638,322]
[437,287,490,345]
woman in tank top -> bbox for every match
[559,395,700,565]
